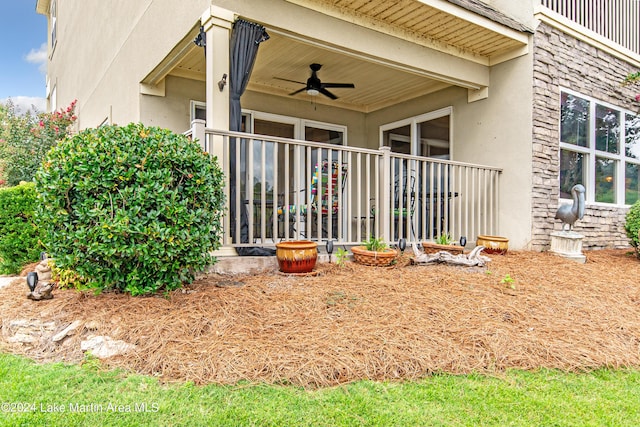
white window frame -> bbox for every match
[189,100,206,123]
[50,0,57,53]
[559,88,640,207]
[379,107,453,157]
[242,110,347,144]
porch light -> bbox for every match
[307,88,319,96]
[26,272,38,292]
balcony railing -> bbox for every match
[540,0,640,55]
[189,121,502,249]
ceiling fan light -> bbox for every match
[306,88,319,96]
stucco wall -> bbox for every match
[364,47,535,251]
[49,0,209,129]
[532,22,638,250]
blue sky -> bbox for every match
[0,1,48,112]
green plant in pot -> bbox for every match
[422,233,464,255]
[351,235,397,266]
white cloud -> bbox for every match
[1,96,47,114]
[25,43,48,74]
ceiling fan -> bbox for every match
[276,63,355,100]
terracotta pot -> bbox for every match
[351,246,397,267]
[476,235,509,255]
[275,241,318,273]
[422,242,464,255]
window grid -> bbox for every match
[559,88,640,206]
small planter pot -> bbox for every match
[275,240,318,273]
[351,246,397,267]
[476,235,509,255]
[422,242,464,255]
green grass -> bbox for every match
[1,353,640,426]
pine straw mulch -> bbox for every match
[1,249,640,388]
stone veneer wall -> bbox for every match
[531,22,638,251]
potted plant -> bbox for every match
[275,240,318,273]
[351,236,397,266]
[422,233,464,255]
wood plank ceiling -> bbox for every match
[168,0,529,112]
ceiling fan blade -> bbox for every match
[321,83,355,89]
[288,87,308,96]
[274,77,307,85]
[319,88,338,100]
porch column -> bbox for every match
[201,6,232,136]
[379,146,392,244]
[201,6,236,255]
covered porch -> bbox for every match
[187,123,501,251]
[141,0,532,251]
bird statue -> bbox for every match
[555,184,586,232]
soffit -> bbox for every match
[164,0,531,113]
[283,0,530,63]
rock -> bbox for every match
[51,320,83,342]
[34,261,52,273]
[4,319,56,344]
[84,320,101,330]
[81,336,135,358]
[27,282,54,300]
[7,333,37,344]
[36,271,53,282]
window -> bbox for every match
[560,90,640,205]
[380,107,452,159]
[50,0,57,50]
[189,100,206,122]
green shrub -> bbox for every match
[625,200,640,258]
[35,123,225,295]
[0,182,43,274]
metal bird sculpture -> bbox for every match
[555,184,585,231]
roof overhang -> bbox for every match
[283,0,531,66]
[35,0,51,15]
[144,0,532,112]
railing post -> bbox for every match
[191,119,206,152]
[379,146,392,243]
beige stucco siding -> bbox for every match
[49,0,209,128]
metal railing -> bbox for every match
[540,0,640,55]
[189,121,502,249]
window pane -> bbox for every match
[560,92,589,147]
[595,157,616,203]
[626,113,640,159]
[626,162,640,205]
[595,104,620,153]
[383,125,411,154]
[418,115,450,159]
[560,150,585,198]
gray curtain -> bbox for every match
[228,19,272,256]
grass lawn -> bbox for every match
[1,353,639,426]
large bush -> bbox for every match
[0,182,43,274]
[0,100,76,186]
[625,200,640,258]
[35,123,225,295]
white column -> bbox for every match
[202,6,233,136]
[201,6,237,256]
[379,146,392,244]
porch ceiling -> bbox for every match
[166,0,530,113]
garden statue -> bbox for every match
[555,184,585,232]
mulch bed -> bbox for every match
[1,249,640,388]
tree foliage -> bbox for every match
[0,100,77,186]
